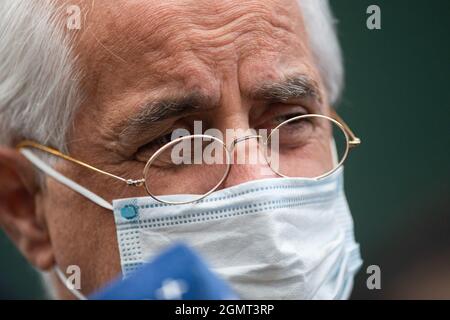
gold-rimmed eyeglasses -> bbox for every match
[17,109,360,205]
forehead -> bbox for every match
[76,0,314,92]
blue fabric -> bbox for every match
[89,243,237,300]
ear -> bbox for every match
[0,146,55,270]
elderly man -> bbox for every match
[0,0,362,299]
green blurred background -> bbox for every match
[1,0,449,299]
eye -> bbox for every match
[271,112,317,148]
[256,105,310,132]
[135,133,173,162]
[273,112,309,127]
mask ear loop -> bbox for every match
[54,266,87,300]
[19,149,113,211]
[20,149,116,299]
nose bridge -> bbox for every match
[221,132,277,189]
[211,77,277,186]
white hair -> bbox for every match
[298,0,344,105]
[0,0,83,152]
[0,0,343,153]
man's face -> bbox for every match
[41,0,328,297]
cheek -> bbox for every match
[44,178,122,295]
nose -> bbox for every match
[221,134,278,188]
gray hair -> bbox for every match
[0,0,343,153]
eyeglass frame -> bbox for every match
[16,108,360,205]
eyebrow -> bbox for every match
[250,75,321,103]
[119,92,217,138]
[119,74,321,139]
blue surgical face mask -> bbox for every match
[21,149,362,300]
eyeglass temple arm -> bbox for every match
[16,141,145,186]
[330,109,361,148]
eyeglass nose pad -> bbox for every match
[229,134,263,150]
[227,134,272,168]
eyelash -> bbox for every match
[135,107,310,161]
[147,132,173,150]
[134,132,173,162]
[273,111,309,125]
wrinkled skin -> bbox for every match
[0,0,330,298]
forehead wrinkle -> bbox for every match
[80,0,301,63]
[75,0,309,89]
[183,4,301,60]
[74,2,188,72]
